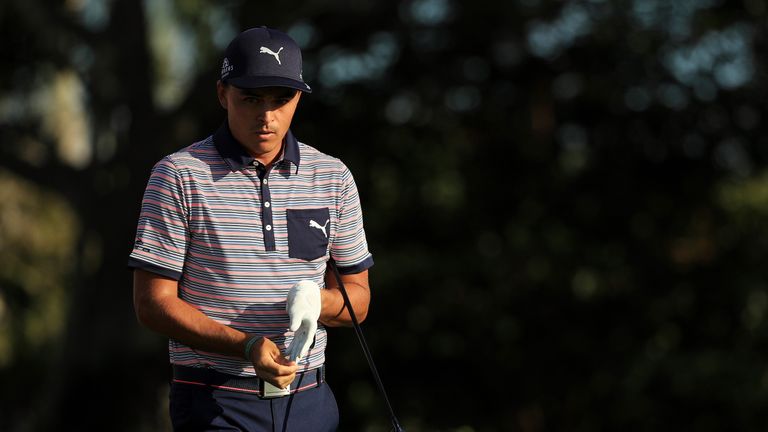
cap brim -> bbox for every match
[225,76,312,93]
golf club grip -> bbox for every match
[328,259,405,432]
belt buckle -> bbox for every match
[261,381,290,399]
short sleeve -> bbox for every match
[127,157,190,280]
[330,165,373,274]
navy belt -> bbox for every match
[171,364,325,397]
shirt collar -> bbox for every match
[213,121,301,172]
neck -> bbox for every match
[246,142,283,166]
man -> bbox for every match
[128,26,373,431]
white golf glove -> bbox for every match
[286,280,321,361]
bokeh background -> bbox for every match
[1,0,767,431]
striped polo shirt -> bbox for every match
[128,122,373,376]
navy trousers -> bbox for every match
[169,380,339,431]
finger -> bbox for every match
[260,361,296,379]
[299,322,317,359]
[252,338,295,374]
[272,373,296,390]
[262,367,296,389]
[271,359,298,378]
[274,354,297,367]
[288,339,300,361]
[289,329,307,361]
[286,339,298,361]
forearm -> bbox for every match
[138,294,249,358]
[133,269,249,358]
[320,280,370,327]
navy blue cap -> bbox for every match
[220,27,312,93]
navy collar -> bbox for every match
[213,121,301,172]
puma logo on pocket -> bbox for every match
[309,219,329,238]
[287,208,330,261]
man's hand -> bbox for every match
[286,280,321,361]
[247,336,298,389]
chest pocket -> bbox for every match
[286,208,331,261]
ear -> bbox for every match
[216,80,228,110]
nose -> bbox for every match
[255,104,276,124]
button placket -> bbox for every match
[260,165,276,251]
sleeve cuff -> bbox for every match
[127,257,183,281]
[336,255,374,275]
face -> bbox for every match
[217,82,301,164]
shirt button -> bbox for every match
[265,202,271,208]
[263,179,268,185]
[265,224,272,231]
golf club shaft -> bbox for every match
[328,259,404,432]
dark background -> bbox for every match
[1,0,767,431]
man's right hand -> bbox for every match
[246,336,298,389]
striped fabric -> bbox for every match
[128,123,373,377]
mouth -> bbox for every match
[253,129,276,137]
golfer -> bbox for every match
[128,26,373,431]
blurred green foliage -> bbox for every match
[0,171,76,367]
[1,0,767,431]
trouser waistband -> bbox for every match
[171,364,325,397]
